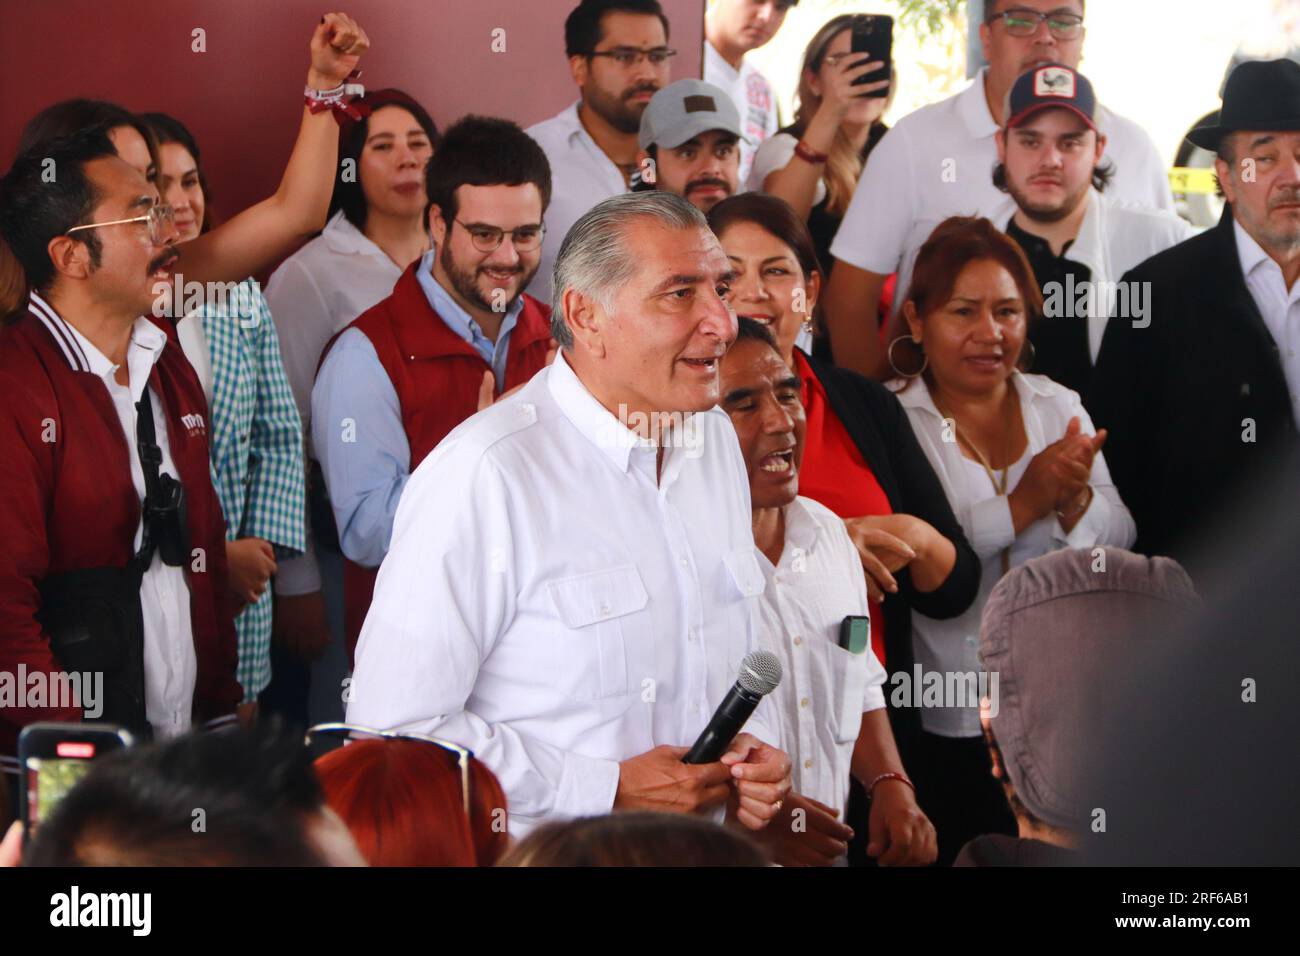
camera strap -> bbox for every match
[132,389,165,574]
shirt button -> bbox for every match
[792,636,802,646]
[965,637,978,646]
[599,604,610,616]
[688,629,698,642]
[800,697,809,708]
[804,758,813,769]
[679,557,689,570]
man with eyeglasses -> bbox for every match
[638,79,744,213]
[0,127,242,763]
[526,0,674,305]
[311,117,556,661]
[821,0,1175,381]
[704,0,798,184]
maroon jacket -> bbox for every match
[0,296,240,755]
[318,264,553,659]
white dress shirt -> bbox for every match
[526,102,628,307]
[346,352,777,835]
[53,310,197,739]
[263,210,403,595]
[754,496,886,818]
[1017,188,1193,361]
[704,41,779,184]
[830,68,1174,320]
[1235,218,1300,428]
[889,372,1136,737]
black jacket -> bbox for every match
[1089,209,1298,574]
[804,352,982,737]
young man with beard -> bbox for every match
[822,0,1173,380]
[994,64,1190,398]
[638,79,743,213]
[703,0,797,183]
[311,117,556,659]
[0,129,241,760]
[527,0,673,304]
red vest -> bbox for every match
[0,303,241,755]
[323,265,553,657]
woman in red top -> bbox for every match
[709,195,980,863]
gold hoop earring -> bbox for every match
[887,334,928,378]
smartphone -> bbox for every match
[850,14,893,97]
[18,722,134,838]
[838,615,871,655]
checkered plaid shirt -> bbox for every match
[196,279,305,700]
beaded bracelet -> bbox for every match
[793,139,829,165]
[867,771,915,798]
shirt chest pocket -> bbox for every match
[721,549,766,667]
[546,564,649,700]
[825,642,870,745]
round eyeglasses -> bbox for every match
[65,204,177,245]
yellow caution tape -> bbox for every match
[1168,166,1220,195]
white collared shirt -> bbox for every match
[889,372,1136,737]
[754,496,886,818]
[704,41,778,184]
[1021,189,1193,361]
[1234,218,1300,428]
[29,296,198,739]
[830,68,1174,319]
[346,352,777,835]
[264,210,403,594]
[525,101,629,307]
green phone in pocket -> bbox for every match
[838,615,870,654]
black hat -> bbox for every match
[1005,64,1097,132]
[1186,58,1300,150]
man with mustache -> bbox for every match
[0,128,241,759]
[1091,59,1300,576]
[527,0,673,304]
[994,64,1190,398]
[346,193,791,838]
[311,117,556,659]
[821,0,1174,381]
[638,79,743,214]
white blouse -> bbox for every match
[889,372,1136,737]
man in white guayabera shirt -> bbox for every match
[347,193,792,837]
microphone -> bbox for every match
[682,650,783,764]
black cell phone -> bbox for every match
[18,722,134,838]
[838,615,871,654]
[850,14,893,97]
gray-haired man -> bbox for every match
[347,192,791,837]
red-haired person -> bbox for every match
[888,215,1134,864]
[314,735,509,866]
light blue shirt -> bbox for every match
[312,253,522,568]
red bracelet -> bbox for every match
[867,772,914,798]
[793,139,828,165]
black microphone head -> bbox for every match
[738,651,782,696]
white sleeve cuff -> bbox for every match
[555,749,622,819]
[275,549,321,595]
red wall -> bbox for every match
[0,0,704,222]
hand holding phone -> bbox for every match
[18,722,134,839]
[850,14,893,98]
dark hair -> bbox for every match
[140,112,213,233]
[330,89,441,232]
[901,216,1043,377]
[735,314,781,353]
[17,98,160,184]
[425,115,552,225]
[986,0,1084,19]
[24,722,336,867]
[497,812,770,866]
[565,0,670,57]
[708,192,824,337]
[0,127,117,293]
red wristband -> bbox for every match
[793,139,828,165]
[867,772,914,798]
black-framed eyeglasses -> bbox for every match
[987,8,1084,39]
[454,219,546,254]
[305,722,474,816]
[588,46,677,68]
[65,204,176,245]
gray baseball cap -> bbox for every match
[978,547,1199,831]
[638,79,744,151]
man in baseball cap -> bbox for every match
[638,78,745,212]
[993,63,1190,397]
[1090,58,1300,576]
